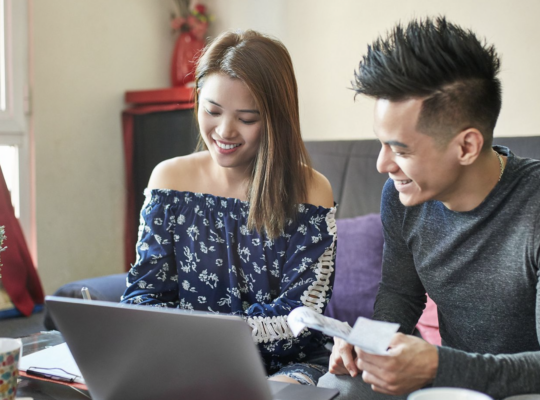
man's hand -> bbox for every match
[328,337,360,377]
[356,333,439,395]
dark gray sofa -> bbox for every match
[3,136,540,337]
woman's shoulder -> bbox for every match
[305,167,334,209]
[148,151,210,191]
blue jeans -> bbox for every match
[270,347,331,385]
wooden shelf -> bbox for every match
[125,86,195,106]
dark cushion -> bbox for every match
[305,140,388,218]
[43,273,127,330]
[324,214,384,326]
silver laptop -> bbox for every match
[45,296,339,400]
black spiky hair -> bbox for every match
[354,17,502,143]
[354,17,500,100]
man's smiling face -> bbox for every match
[374,98,462,207]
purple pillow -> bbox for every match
[324,213,384,326]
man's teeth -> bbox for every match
[216,141,240,150]
[397,180,411,184]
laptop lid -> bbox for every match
[46,296,274,400]
[46,296,338,400]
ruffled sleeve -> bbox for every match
[245,204,337,358]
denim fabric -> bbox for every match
[271,347,331,385]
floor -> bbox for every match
[0,311,46,338]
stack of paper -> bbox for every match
[19,343,86,388]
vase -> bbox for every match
[170,31,205,87]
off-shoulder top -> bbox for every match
[121,189,337,372]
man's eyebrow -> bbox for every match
[203,98,260,114]
[384,140,408,148]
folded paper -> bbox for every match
[288,306,399,355]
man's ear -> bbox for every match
[455,128,484,166]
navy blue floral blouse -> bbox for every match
[122,189,337,372]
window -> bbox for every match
[0,145,19,216]
[0,0,31,242]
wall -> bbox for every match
[206,0,540,140]
[31,0,539,294]
[32,0,174,294]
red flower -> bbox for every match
[194,4,207,15]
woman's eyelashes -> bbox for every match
[239,118,258,125]
[204,108,220,116]
[204,108,259,125]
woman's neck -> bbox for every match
[207,160,252,200]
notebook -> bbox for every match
[45,296,339,400]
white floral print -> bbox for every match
[122,189,337,372]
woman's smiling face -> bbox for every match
[198,73,263,171]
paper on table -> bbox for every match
[288,306,400,355]
[19,342,85,384]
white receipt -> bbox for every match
[348,317,400,355]
[288,307,399,355]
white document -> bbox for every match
[288,306,400,355]
[19,342,85,384]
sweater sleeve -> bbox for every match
[434,347,540,398]
[372,179,426,333]
[121,190,180,307]
[245,205,337,358]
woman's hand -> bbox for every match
[328,337,360,377]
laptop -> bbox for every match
[45,296,339,400]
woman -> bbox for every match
[122,30,336,386]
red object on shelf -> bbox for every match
[170,31,205,87]
[124,86,195,106]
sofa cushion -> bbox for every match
[416,295,441,345]
[325,213,442,346]
[325,213,384,326]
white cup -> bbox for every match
[408,387,493,400]
[0,338,22,400]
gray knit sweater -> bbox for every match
[373,146,540,399]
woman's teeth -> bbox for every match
[216,141,240,150]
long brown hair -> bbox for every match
[194,30,312,238]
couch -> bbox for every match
[3,136,540,338]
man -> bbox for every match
[318,17,540,399]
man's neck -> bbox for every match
[442,149,506,212]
